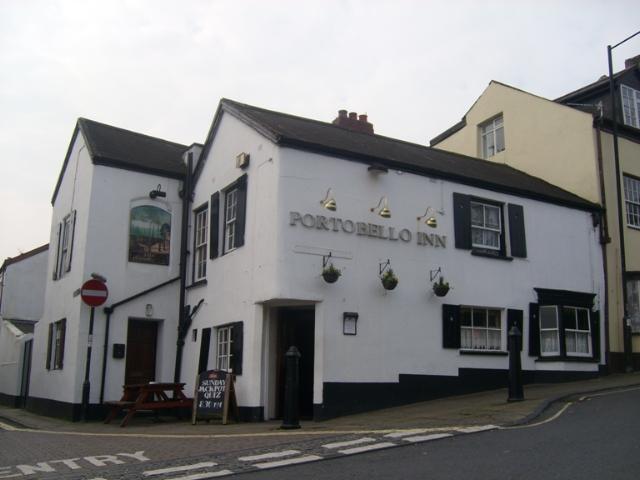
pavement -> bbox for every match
[2,372,640,438]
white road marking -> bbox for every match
[253,455,322,469]
[238,450,300,462]
[144,462,217,476]
[164,471,233,480]
[454,425,498,433]
[384,429,429,438]
[579,386,640,401]
[322,437,376,449]
[402,433,453,443]
[0,421,18,432]
[338,442,396,455]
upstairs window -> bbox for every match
[193,205,208,281]
[624,175,640,228]
[621,85,640,128]
[209,174,248,259]
[480,115,505,158]
[53,211,76,280]
[224,188,239,253]
[453,193,527,259]
[471,201,501,251]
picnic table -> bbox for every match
[104,382,193,427]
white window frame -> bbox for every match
[224,188,238,253]
[194,207,208,281]
[470,201,502,251]
[56,214,72,279]
[215,325,233,372]
[539,305,560,357]
[563,306,591,357]
[460,306,503,351]
[624,175,640,228]
[480,115,505,158]
[621,85,640,128]
[50,319,66,370]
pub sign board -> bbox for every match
[192,369,238,425]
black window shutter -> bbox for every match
[198,328,211,374]
[46,323,53,370]
[453,193,471,249]
[65,210,77,272]
[529,303,540,356]
[234,174,248,249]
[508,204,527,258]
[231,321,244,375]
[58,319,66,369]
[210,192,220,259]
[442,304,461,349]
[53,223,62,280]
[591,310,600,362]
[507,309,524,351]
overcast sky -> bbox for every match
[1,0,639,262]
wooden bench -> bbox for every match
[104,382,193,427]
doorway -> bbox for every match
[125,319,158,385]
[19,339,33,407]
[275,307,315,419]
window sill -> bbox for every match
[460,349,508,356]
[187,279,208,290]
[535,355,598,363]
[470,250,513,261]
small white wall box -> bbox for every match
[236,152,250,169]
[343,312,358,335]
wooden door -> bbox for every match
[125,319,158,385]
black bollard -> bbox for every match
[507,325,524,402]
[281,346,302,429]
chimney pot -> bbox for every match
[332,109,374,135]
[338,109,347,118]
[348,112,358,120]
[359,114,368,123]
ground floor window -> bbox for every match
[460,307,502,350]
[626,279,640,333]
[216,325,233,371]
[46,319,66,370]
[539,305,560,356]
[539,305,590,357]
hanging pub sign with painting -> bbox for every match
[128,205,171,265]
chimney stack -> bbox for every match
[332,109,374,134]
[625,54,640,69]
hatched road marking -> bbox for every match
[402,433,453,443]
[338,442,396,455]
[238,450,300,462]
[143,462,218,476]
[322,437,376,449]
[253,455,323,469]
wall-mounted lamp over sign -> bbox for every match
[367,163,389,175]
[370,196,391,218]
[320,188,337,211]
[417,206,438,228]
[343,312,359,335]
[149,184,166,199]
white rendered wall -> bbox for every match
[0,249,48,321]
[276,148,604,388]
[0,321,31,398]
[31,129,182,406]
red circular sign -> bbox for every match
[81,279,108,307]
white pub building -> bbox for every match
[25,100,604,421]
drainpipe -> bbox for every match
[595,124,611,371]
[174,154,193,383]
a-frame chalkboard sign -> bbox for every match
[191,369,239,425]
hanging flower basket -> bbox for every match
[433,277,450,297]
[381,269,399,290]
[322,263,341,284]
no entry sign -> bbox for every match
[81,279,108,307]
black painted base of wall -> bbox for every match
[239,406,264,422]
[607,352,640,373]
[314,367,600,420]
[0,392,22,408]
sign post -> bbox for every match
[80,278,108,421]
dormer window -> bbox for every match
[480,115,504,159]
[621,85,640,128]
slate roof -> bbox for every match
[52,118,188,204]
[216,99,599,212]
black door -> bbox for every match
[198,328,212,374]
[125,319,158,385]
[19,339,33,407]
[276,308,315,419]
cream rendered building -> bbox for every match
[431,56,640,371]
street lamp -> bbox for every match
[607,29,640,372]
